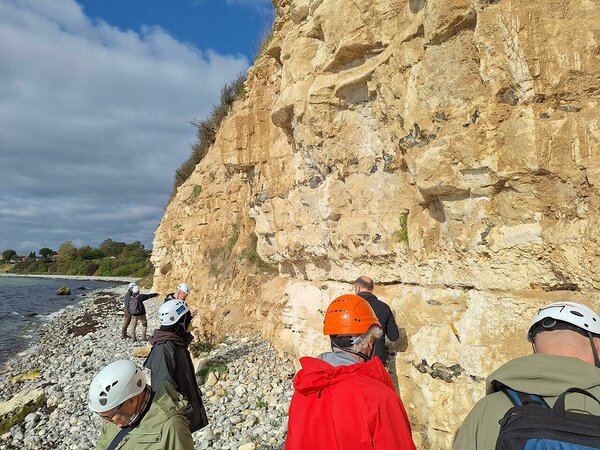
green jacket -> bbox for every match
[96,383,194,450]
[453,353,600,450]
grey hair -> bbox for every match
[348,326,383,353]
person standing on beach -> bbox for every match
[88,359,194,450]
[355,276,400,365]
[163,282,190,302]
[128,285,158,342]
[144,300,208,432]
[164,282,195,319]
[121,282,136,340]
[284,294,416,450]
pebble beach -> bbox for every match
[0,286,294,449]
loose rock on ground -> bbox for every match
[0,286,294,449]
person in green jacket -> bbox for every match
[453,301,600,450]
[88,359,194,450]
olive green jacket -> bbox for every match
[96,382,194,450]
[453,354,600,450]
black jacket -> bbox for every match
[128,292,158,316]
[144,330,208,432]
[357,291,399,364]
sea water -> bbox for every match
[0,275,122,364]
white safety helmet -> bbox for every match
[159,300,190,326]
[132,285,140,294]
[176,283,190,295]
[88,360,146,413]
[128,282,136,290]
[527,302,600,342]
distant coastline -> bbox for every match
[0,273,137,283]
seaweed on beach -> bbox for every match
[67,292,120,337]
[0,394,46,434]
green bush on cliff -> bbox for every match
[191,185,202,199]
[172,74,246,195]
[208,224,241,276]
[240,237,277,273]
[394,212,409,244]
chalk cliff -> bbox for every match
[152,0,600,447]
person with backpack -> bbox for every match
[453,301,600,450]
[144,300,208,433]
[127,285,158,342]
[88,359,194,450]
[121,282,136,340]
[284,294,416,450]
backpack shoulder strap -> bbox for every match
[501,386,549,409]
[106,425,134,450]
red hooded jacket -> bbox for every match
[284,355,417,450]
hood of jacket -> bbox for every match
[140,382,188,425]
[487,353,600,396]
[149,329,193,346]
[317,351,360,367]
[293,355,390,396]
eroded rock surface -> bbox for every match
[153,0,600,447]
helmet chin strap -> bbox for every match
[331,342,374,363]
[125,387,153,428]
[588,332,600,369]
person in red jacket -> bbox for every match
[284,294,417,450]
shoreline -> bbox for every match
[0,273,138,283]
[0,286,293,449]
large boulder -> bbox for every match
[0,389,45,434]
[56,287,71,295]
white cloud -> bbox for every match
[0,0,249,254]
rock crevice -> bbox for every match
[152,1,600,447]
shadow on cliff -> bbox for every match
[387,327,409,394]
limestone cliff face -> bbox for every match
[152,0,600,447]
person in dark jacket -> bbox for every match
[128,285,159,342]
[164,282,196,321]
[121,282,136,339]
[163,282,190,302]
[354,276,400,364]
[144,299,208,433]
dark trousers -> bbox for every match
[121,308,131,338]
[130,314,147,341]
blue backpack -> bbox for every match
[496,386,600,449]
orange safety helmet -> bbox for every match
[323,294,381,335]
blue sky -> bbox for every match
[78,0,274,59]
[0,0,274,255]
